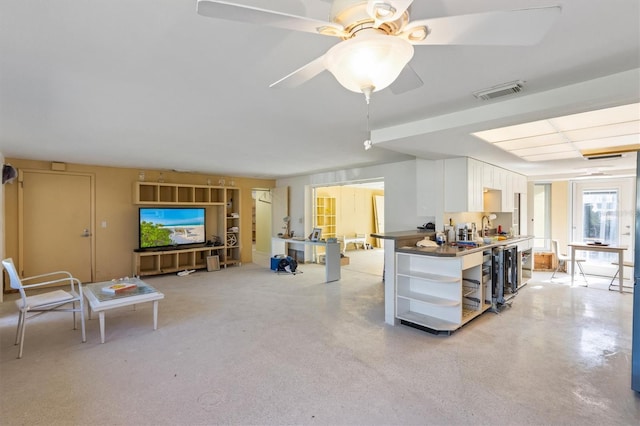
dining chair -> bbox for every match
[550,240,587,283]
[1,258,86,358]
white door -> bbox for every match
[19,170,94,282]
[572,178,634,273]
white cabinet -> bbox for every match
[395,251,489,333]
[482,163,495,189]
[443,158,527,214]
[444,158,484,212]
[503,173,514,212]
[517,238,533,285]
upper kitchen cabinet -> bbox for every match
[444,158,527,214]
[444,158,484,212]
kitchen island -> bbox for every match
[372,230,533,333]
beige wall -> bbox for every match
[315,186,384,247]
[551,181,570,253]
[4,158,274,285]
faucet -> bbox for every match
[482,214,497,237]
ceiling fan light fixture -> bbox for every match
[324,31,414,94]
[407,25,428,42]
[373,3,395,19]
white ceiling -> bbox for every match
[1,0,639,181]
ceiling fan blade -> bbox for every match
[367,0,413,27]
[196,0,346,37]
[269,55,327,89]
[403,5,561,45]
[389,64,423,95]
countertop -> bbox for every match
[370,230,435,239]
[396,235,534,257]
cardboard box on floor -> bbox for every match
[534,252,557,271]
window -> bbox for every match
[533,183,551,251]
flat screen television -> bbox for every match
[138,207,206,250]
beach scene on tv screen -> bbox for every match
[140,209,205,248]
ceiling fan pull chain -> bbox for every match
[364,92,373,151]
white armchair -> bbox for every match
[2,258,86,358]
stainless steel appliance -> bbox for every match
[491,244,519,311]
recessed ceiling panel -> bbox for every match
[564,121,640,142]
[493,133,566,151]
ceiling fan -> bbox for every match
[196,0,561,101]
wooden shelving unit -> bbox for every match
[132,182,241,276]
[224,187,241,268]
[134,182,225,205]
[133,246,226,276]
[315,196,336,240]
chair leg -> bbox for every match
[576,262,588,286]
[72,301,77,330]
[15,311,25,345]
[551,260,563,279]
[17,314,27,359]
[79,301,86,343]
[608,270,620,290]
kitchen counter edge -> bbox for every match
[371,231,533,257]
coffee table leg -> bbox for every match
[99,311,106,344]
[153,301,159,330]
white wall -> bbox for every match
[276,159,437,237]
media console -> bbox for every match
[133,246,230,277]
[132,181,242,275]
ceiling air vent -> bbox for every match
[582,145,640,160]
[473,80,525,100]
[585,153,623,160]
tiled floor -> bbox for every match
[1,249,637,424]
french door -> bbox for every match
[572,178,634,272]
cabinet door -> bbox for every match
[483,163,494,190]
[503,172,514,212]
[444,158,469,212]
[444,158,484,213]
[470,159,484,212]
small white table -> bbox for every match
[568,242,628,292]
[83,278,164,343]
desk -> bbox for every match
[271,237,341,282]
[569,243,627,292]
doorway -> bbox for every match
[18,170,94,282]
[312,180,384,274]
[252,189,272,254]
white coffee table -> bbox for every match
[83,278,164,343]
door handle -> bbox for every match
[81,228,92,237]
[622,232,631,236]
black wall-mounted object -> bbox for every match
[2,164,17,184]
